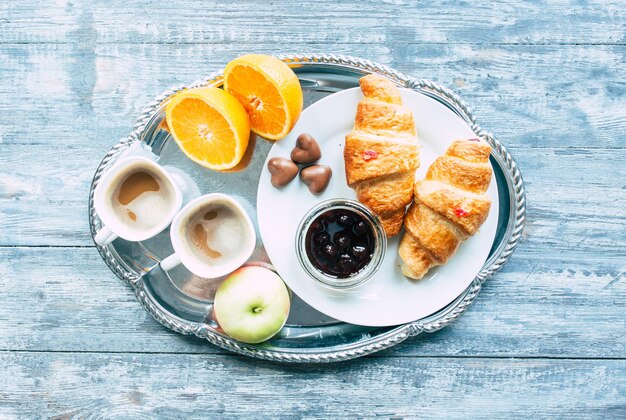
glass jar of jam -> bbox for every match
[296,199,386,290]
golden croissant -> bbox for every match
[399,138,493,279]
[344,74,420,237]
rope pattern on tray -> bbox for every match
[88,53,526,363]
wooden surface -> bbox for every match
[1,1,625,417]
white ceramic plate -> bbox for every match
[257,87,499,326]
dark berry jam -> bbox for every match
[305,209,375,278]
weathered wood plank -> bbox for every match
[0,247,623,357]
[1,0,624,45]
[1,43,624,149]
[1,142,625,248]
[0,352,624,418]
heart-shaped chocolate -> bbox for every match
[291,133,321,164]
[268,157,299,188]
[299,164,332,195]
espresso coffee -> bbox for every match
[159,193,255,278]
[187,204,250,267]
[110,168,175,234]
[94,156,183,246]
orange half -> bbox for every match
[224,54,303,141]
[165,87,250,171]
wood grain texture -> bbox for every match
[0,247,623,358]
[2,143,625,248]
[1,43,625,148]
[1,0,625,45]
[1,0,625,417]
[0,353,624,418]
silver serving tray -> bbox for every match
[89,54,526,363]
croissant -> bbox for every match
[344,74,420,237]
[399,138,493,279]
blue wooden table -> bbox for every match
[1,1,625,417]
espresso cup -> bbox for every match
[160,193,256,279]
[93,156,183,246]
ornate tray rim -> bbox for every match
[88,54,526,363]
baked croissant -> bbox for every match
[399,138,493,279]
[344,74,420,237]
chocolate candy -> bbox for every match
[299,164,332,195]
[291,133,322,164]
[267,157,299,188]
[268,133,331,194]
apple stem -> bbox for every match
[252,307,262,314]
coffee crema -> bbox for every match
[111,169,174,233]
[118,171,160,205]
[187,204,250,266]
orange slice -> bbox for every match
[165,87,250,171]
[224,54,303,140]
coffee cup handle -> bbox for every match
[160,253,182,272]
[95,225,118,246]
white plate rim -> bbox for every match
[257,86,499,326]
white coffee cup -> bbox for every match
[160,193,256,279]
[93,156,183,246]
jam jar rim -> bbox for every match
[295,198,387,290]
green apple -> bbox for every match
[214,266,290,344]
